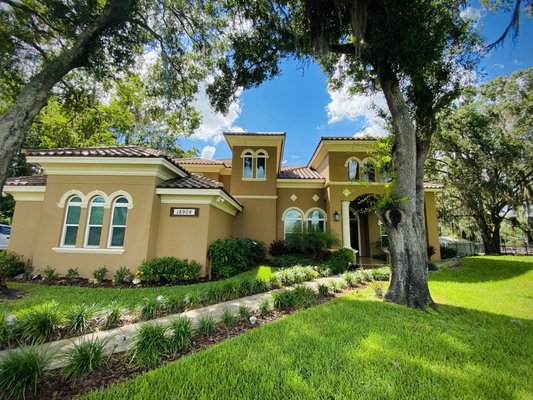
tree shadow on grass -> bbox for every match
[430,256,533,283]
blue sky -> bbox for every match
[182,4,533,165]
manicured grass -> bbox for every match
[1,266,276,315]
[82,256,533,399]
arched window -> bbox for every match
[256,150,267,179]
[85,196,105,247]
[283,209,303,240]
[242,150,253,178]
[306,209,326,233]
[347,159,359,181]
[381,162,393,183]
[363,160,376,182]
[108,197,129,247]
[61,196,82,247]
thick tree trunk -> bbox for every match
[481,224,502,254]
[379,68,434,309]
[0,0,135,191]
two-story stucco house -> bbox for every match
[3,132,441,278]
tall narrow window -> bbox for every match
[363,160,376,182]
[242,150,253,178]
[256,151,267,178]
[109,197,129,247]
[306,209,326,233]
[61,196,82,247]
[348,159,359,180]
[284,209,303,241]
[85,196,105,247]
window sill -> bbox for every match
[52,247,125,255]
[241,178,267,181]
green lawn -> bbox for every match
[82,256,533,400]
[1,266,276,315]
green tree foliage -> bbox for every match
[435,68,533,253]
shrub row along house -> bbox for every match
[3,132,441,278]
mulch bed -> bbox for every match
[6,276,210,288]
[0,287,24,302]
[25,294,339,400]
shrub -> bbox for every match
[371,280,384,298]
[127,323,169,368]
[328,248,354,275]
[203,286,224,304]
[273,286,318,310]
[270,254,314,268]
[19,301,62,343]
[343,272,363,288]
[251,278,268,294]
[238,279,253,297]
[101,301,124,330]
[269,239,289,256]
[65,268,79,280]
[208,237,266,278]
[328,280,340,293]
[221,307,236,328]
[275,265,320,286]
[138,298,162,321]
[221,281,241,301]
[427,246,436,259]
[113,266,133,285]
[258,298,271,316]
[162,296,187,314]
[168,318,192,354]
[238,305,252,320]
[61,337,109,381]
[137,257,201,284]
[42,266,58,280]
[427,262,439,271]
[357,269,374,282]
[0,250,25,278]
[317,283,330,296]
[65,304,97,333]
[196,315,216,335]
[372,266,390,281]
[184,293,201,309]
[440,245,458,259]
[92,267,108,282]
[268,275,281,289]
[0,347,50,399]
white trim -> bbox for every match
[107,197,129,248]
[60,196,83,247]
[240,149,255,158]
[276,180,324,189]
[106,190,134,209]
[83,190,109,208]
[233,195,278,199]
[52,247,125,254]
[84,196,105,248]
[325,181,385,187]
[241,177,267,182]
[344,156,363,167]
[4,191,45,202]
[281,207,305,221]
[57,190,85,208]
[255,150,267,179]
[304,207,328,222]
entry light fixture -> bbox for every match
[333,211,340,221]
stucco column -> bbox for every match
[341,201,351,248]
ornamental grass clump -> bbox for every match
[371,266,390,281]
[138,298,163,321]
[317,283,330,296]
[19,301,62,344]
[162,296,187,314]
[221,307,237,328]
[221,281,241,301]
[0,346,50,399]
[272,286,318,310]
[196,315,216,335]
[61,337,109,381]
[275,265,319,286]
[251,278,268,293]
[184,293,201,309]
[258,298,271,316]
[101,301,125,330]
[203,286,224,304]
[168,318,192,354]
[65,303,97,333]
[238,305,252,320]
[0,314,15,349]
[127,324,169,368]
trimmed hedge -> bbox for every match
[137,257,201,284]
[440,246,458,259]
[327,248,354,274]
[208,238,266,279]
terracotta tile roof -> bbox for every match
[278,166,324,179]
[4,175,47,186]
[216,158,232,168]
[24,145,188,175]
[175,158,224,165]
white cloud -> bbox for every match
[201,145,216,160]
[190,85,243,144]
[460,6,482,21]
[326,86,389,137]
[282,160,287,165]
[493,63,505,69]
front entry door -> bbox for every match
[349,210,360,255]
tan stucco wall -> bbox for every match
[425,191,441,260]
[232,198,277,246]
[328,152,382,182]
[8,201,43,263]
[230,145,277,196]
[206,206,235,275]
[25,175,161,277]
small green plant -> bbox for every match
[343,273,356,287]
[196,315,216,335]
[19,301,62,343]
[221,281,241,301]
[0,250,25,278]
[258,298,271,316]
[317,283,330,296]
[238,305,252,320]
[163,296,187,314]
[113,266,132,285]
[328,280,340,293]
[65,267,80,280]
[92,266,108,282]
[65,303,97,333]
[272,286,318,310]
[168,318,192,354]
[371,280,384,298]
[0,346,50,399]
[268,275,281,289]
[101,301,125,330]
[440,245,458,259]
[372,266,390,281]
[0,314,15,349]
[42,266,58,280]
[221,307,236,328]
[427,262,439,271]
[252,278,268,293]
[61,337,109,381]
[138,298,162,321]
[127,323,169,368]
[238,279,253,297]
[275,265,320,286]
[184,292,201,309]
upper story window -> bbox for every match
[241,149,269,180]
[283,208,303,240]
[306,209,326,233]
[345,157,360,181]
[363,159,376,182]
[85,196,105,247]
[381,162,393,183]
[108,196,129,247]
[61,196,82,247]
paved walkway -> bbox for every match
[0,276,345,370]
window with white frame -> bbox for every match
[347,158,360,181]
[108,197,129,247]
[256,150,267,179]
[283,209,303,240]
[363,160,376,182]
[242,150,253,178]
[61,196,82,246]
[85,196,105,247]
[306,209,326,233]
